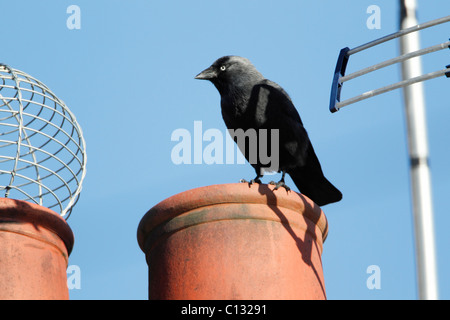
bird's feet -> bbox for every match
[269,179,291,192]
[240,177,262,187]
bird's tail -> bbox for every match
[289,146,342,206]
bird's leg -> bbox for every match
[240,173,262,186]
[269,171,291,191]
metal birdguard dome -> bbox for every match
[0,64,86,218]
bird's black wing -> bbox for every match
[254,79,304,126]
[250,80,342,206]
[247,79,309,166]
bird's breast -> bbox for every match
[221,96,247,119]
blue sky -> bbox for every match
[1,1,449,300]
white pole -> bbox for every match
[399,0,439,300]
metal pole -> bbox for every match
[399,0,438,300]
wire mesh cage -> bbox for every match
[0,64,86,219]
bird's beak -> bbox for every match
[195,66,217,80]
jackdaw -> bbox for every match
[195,56,342,206]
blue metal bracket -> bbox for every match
[329,47,350,113]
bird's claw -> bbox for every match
[269,180,291,192]
[240,178,262,186]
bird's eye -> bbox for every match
[220,65,226,71]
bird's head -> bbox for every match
[195,56,264,94]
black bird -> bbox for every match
[195,56,342,206]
